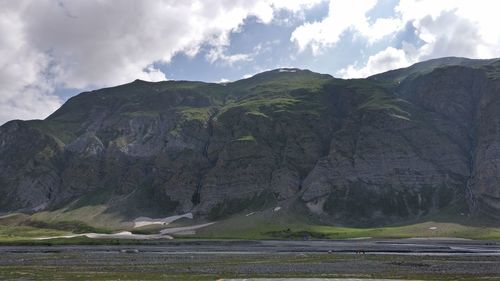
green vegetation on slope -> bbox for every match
[2,207,500,244]
[179,106,215,121]
[195,209,500,240]
[227,68,332,94]
[235,135,256,142]
[28,120,79,144]
[0,225,69,242]
[31,205,126,231]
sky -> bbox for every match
[1,0,500,124]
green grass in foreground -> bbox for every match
[2,207,500,245]
[0,225,69,242]
[193,211,500,240]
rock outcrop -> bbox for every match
[1,57,500,225]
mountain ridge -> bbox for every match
[1,57,500,229]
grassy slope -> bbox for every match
[31,205,127,231]
[369,57,500,84]
[0,214,70,242]
[2,207,500,244]
[193,208,500,240]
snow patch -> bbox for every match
[278,68,298,73]
[35,231,174,240]
[133,212,193,228]
[160,222,215,235]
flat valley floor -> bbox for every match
[1,239,500,280]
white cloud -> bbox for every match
[0,4,61,123]
[339,47,412,78]
[0,0,324,124]
[143,66,168,83]
[416,11,482,60]
[268,0,325,13]
[205,42,272,66]
[364,17,402,44]
[338,0,500,78]
[4,0,500,124]
[217,78,231,83]
[19,1,277,88]
[206,48,253,66]
[290,0,400,54]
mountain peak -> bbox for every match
[2,57,500,228]
[369,56,500,84]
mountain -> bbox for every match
[1,57,500,228]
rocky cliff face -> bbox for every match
[1,58,500,225]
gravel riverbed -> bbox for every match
[0,239,499,280]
